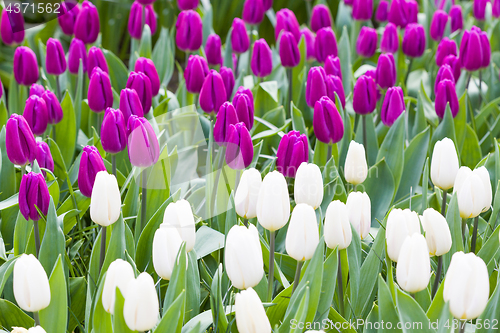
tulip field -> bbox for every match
[2,0,500,332]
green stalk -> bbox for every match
[34,312,40,326]
[292,260,303,294]
[112,155,117,177]
[471,216,479,253]
[141,169,148,230]
[56,75,62,101]
[337,250,345,317]
[267,230,275,301]
[431,256,442,298]
[441,189,447,217]
[33,220,41,258]
[362,115,367,157]
[287,68,293,118]
[99,226,106,273]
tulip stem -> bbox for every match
[243,218,248,227]
[292,260,303,294]
[211,146,225,222]
[99,226,106,272]
[471,216,479,253]
[267,230,275,302]
[462,218,467,243]
[431,256,442,299]
[306,0,312,25]
[21,164,26,175]
[441,189,447,217]
[466,72,472,92]
[337,250,345,318]
[56,75,62,101]
[479,70,483,107]
[404,58,413,89]
[112,155,117,177]
[459,322,466,333]
[141,169,148,230]
[66,173,82,233]
[327,144,332,163]
[33,312,40,326]
[362,115,367,157]
[287,68,293,118]
[53,125,56,142]
[33,220,41,258]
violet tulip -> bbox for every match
[313,96,344,144]
[87,46,109,78]
[135,57,160,96]
[473,0,488,21]
[14,46,39,86]
[353,0,373,21]
[235,86,254,103]
[262,0,273,10]
[46,38,67,76]
[251,39,273,77]
[242,0,265,25]
[206,34,223,66]
[436,38,457,66]
[74,0,100,44]
[68,38,87,74]
[225,123,253,170]
[306,66,328,108]
[78,145,107,197]
[326,75,346,108]
[42,91,63,125]
[220,67,235,101]
[402,24,426,58]
[380,23,399,53]
[36,141,54,173]
[443,55,461,82]
[214,102,239,145]
[460,27,487,72]
[137,0,156,4]
[450,5,463,33]
[435,79,459,118]
[388,0,408,28]
[128,2,157,40]
[311,4,332,32]
[19,172,50,221]
[356,27,378,58]
[178,0,199,10]
[493,0,500,17]
[126,71,153,114]
[276,130,308,178]
[430,10,448,42]
[324,55,342,78]
[301,28,316,61]
[376,0,389,21]
[119,88,144,123]
[5,114,36,166]
[29,84,45,97]
[88,68,113,113]
[127,115,160,168]
[200,69,227,113]
[375,53,396,88]
[233,90,254,130]
[476,27,491,68]
[406,0,419,24]
[101,108,127,154]
[1,9,25,45]
[23,96,48,136]
[58,0,80,35]
[435,65,455,93]
[275,8,301,43]
[315,27,338,63]
[176,10,203,52]
[353,75,377,115]
[231,18,250,54]
[381,87,405,126]
[185,55,210,94]
[279,31,301,68]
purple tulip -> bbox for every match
[185,55,210,94]
[46,38,67,76]
[5,114,36,166]
[324,55,342,79]
[450,5,463,33]
[435,79,459,118]
[262,0,273,10]
[119,88,144,124]
[74,0,100,44]
[57,0,80,36]
[1,10,25,45]
[306,66,328,108]
[313,96,344,144]
[128,2,157,40]
[87,46,109,79]
[436,38,457,66]
[23,96,48,136]
[493,0,500,17]
[376,0,389,21]
[402,24,426,58]
[301,27,316,61]
[251,39,273,77]
[225,123,253,170]
[127,115,160,168]
[206,34,223,66]
[311,4,332,32]
[231,18,250,54]
[101,108,127,154]
[78,145,106,197]
[435,65,455,94]
[36,141,54,174]
[406,0,419,24]
[233,90,254,130]
[42,91,63,125]
[276,130,309,178]
[88,68,113,113]
[356,27,378,58]
[279,31,301,68]
[473,0,488,20]
[220,67,235,100]
[68,38,88,74]
[381,87,405,126]
[200,69,227,113]
[353,75,377,115]
[388,0,408,28]
[178,0,199,10]
[315,27,338,63]
[126,71,153,114]
[135,57,160,96]
[29,84,45,97]
[242,0,265,25]
[214,102,239,146]
[460,27,487,71]
[275,8,301,43]
[14,46,39,86]
[137,0,156,4]
[19,172,50,221]
[442,55,461,82]
[326,75,346,109]
[375,53,396,89]
[380,23,399,53]
[474,26,491,68]
[430,10,448,42]
[176,10,203,52]
[353,0,373,21]
[345,0,353,5]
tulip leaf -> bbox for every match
[315,247,339,324]
[289,287,310,333]
[56,190,91,233]
[92,271,113,333]
[103,48,130,93]
[13,212,31,256]
[477,277,500,333]
[157,290,186,333]
[395,288,433,333]
[254,81,279,118]
[113,288,135,333]
[454,92,468,153]
[138,24,152,59]
[0,100,8,129]
[426,275,447,323]
[164,243,188,314]
[364,158,396,225]
[442,193,464,272]
[0,127,17,250]
[378,274,403,333]
[377,114,406,192]
[355,113,379,166]
[193,226,225,259]
[430,105,456,157]
[209,264,229,333]
[39,197,66,277]
[338,26,352,95]
[0,256,17,296]
[460,124,482,169]
[100,215,128,279]
[68,277,87,333]
[152,28,175,89]
[185,250,201,321]
[477,224,500,274]
[0,299,34,331]
[223,27,234,72]
[39,255,68,333]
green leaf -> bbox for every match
[54,92,77,167]
[377,114,406,191]
[254,81,279,118]
[47,138,69,186]
[101,215,128,275]
[443,193,464,272]
[164,243,188,315]
[0,299,34,331]
[209,264,228,333]
[289,287,310,333]
[378,275,403,333]
[185,250,201,321]
[338,26,352,95]
[112,288,135,333]
[460,124,482,169]
[325,306,357,333]
[138,24,152,58]
[395,288,433,333]
[103,48,129,93]
[156,290,186,333]
[223,28,234,71]
[0,256,17,296]
[92,273,113,333]
[477,278,500,333]
[193,226,225,259]
[355,113,379,166]
[419,81,439,127]
[39,255,68,333]
[316,248,339,324]
[152,28,174,89]
[430,105,457,157]
[39,198,66,277]
[74,60,84,137]
[364,159,396,225]
[0,127,17,248]
[454,92,467,152]
[68,277,87,333]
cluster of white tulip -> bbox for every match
[11,327,46,333]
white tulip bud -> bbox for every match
[443,252,489,320]
[235,168,262,219]
[454,167,486,219]
[385,209,421,262]
[346,191,371,239]
[285,204,320,261]
[161,199,196,252]
[344,141,368,185]
[152,226,184,280]
[420,208,452,257]
[431,137,459,190]
[294,163,324,209]
[90,171,121,227]
[256,171,290,231]
[13,254,51,312]
[475,166,492,212]
[396,233,431,293]
[102,259,135,314]
[324,200,352,250]
[225,224,264,290]
[235,287,272,333]
[123,273,159,331]
[11,328,28,333]
[28,327,46,333]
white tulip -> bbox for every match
[90,171,121,227]
[475,166,492,212]
[102,259,135,314]
[123,273,159,331]
[235,168,262,219]
[13,254,51,312]
[161,199,196,252]
[430,137,459,190]
[324,200,352,250]
[344,141,368,185]
[396,233,431,293]
[235,287,272,333]
[285,204,320,261]
[294,162,324,209]
[443,252,489,320]
[385,209,421,262]
[420,208,452,257]
[152,226,184,280]
[346,191,371,239]
[225,224,264,289]
[28,327,46,333]
[454,167,487,218]
[256,171,290,231]
[11,328,28,333]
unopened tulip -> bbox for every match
[127,115,160,168]
[324,56,342,78]
[26,327,46,333]
[23,96,48,136]
[135,57,160,96]
[225,123,253,170]
[176,10,203,52]
[225,224,264,289]
[420,208,452,256]
[206,34,223,66]
[101,108,127,154]
[46,38,67,75]
[178,0,199,10]
[235,168,262,219]
[435,65,455,93]
[78,146,106,197]
[346,191,371,239]
[430,10,448,42]
[233,91,254,130]
[279,31,301,68]
[214,102,239,145]
[74,0,100,44]
[353,75,377,115]
[430,138,459,191]
[402,24,426,58]
[36,141,54,174]
[88,68,113,113]
[381,86,405,126]
[294,163,324,209]
[444,252,489,320]
[436,38,457,66]
[87,47,109,78]
[396,233,431,293]
[494,0,500,17]
[380,23,399,53]
[375,53,396,88]
[473,26,491,69]
[326,75,346,109]
[123,273,159,331]
[301,27,316,61]
[256,171,290,231]
[58,0,80,35]
[220,66,235,100]
[386,209,420,262]
[262,0,273,10]
[376,0,389,21]
[153,226,184,280]
[311,4,332,32]
[19,172,50,221]
[235,86,254,105]
[200,69,227,113]
[406,0,419,23]
[286,204,319,261]
[475,167,492,212]
[119,88,144,123]
[313,96,344,144]
[11,327,29,333]
[68,38,87,74]
[353,0,373,21]
[90,171,121,227]
[388,0,409,28]
[128,2,157,40]
[442,55,461,82]
[102,259,135,314]
[13,254,50,312]
[454,166,491,218]
[235,288,272,333]
[306,66,328,108]
[356,27,377,58]
[275,8,301,42]
[344,141,368,185]
[184,55,209,94]
[161,199,196,252]
[324,200,352,250]
[276,131,308,178]
[315,27,338,63]
[450,5,463,33]
[242,0,265,25]
[473,0,488,20]
[126,71,152,114]
[1,10,24,45]
[435,79,458,118]
[251,39,273,78]
[232,18,251,54]
[459,27,486,72]
[14,47,39,86]
[29,84,44,97]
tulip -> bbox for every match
[29,84,45,97]
[90,171,121,227]
[35,141,54,173]
[459,27,486,72]
[176,10,203,52]
[101,108,127,154]
[242,0,265,25]
[471,26,490,69]
[87,47,109,79]
[184,55,209,94]
[353,0,373,21]
[235,288,272,333]
[1,10,25,45]
[262,0,273,10]
[205,34,223,66]
[236,86,254,104]
[353,75,377,115]
[256,171,290,231]
[380,23,399,53]
[127,115,160,168]
[102,259,135,314]
[23,96,48,136]
[315,27,338,63]
[301,27,316,61]
[78,146,107,197]
[494,0,500,17]
[251,39,273,78]
[119,88,144,124]
[276,131,308,178]
[324,200,352,250]
[178,0,199,10]
[473,0,488,20]
[152,226,184,280]
[306,66,328,108]
[225,123,253,170]
[45,38,67,76]
[475,167,493,212]
[214,102,239,145]
[430,10,448,42]
[279,31,301,68]
[74,0,100,44]
[386,209,421,262]
[443,252,489,319]
[220,66,235,100]
[14,47,39,86]
[126,71,152,114]
[356,27,378,58]
[225,224,264,289]
[375,53,396,89]
[57,0,80,35]
[454,166,491,218]
[19,172,50,221]
[324,56,342,78]
[275,8,301,43]
[435,38,457,66]
[450,5,463,33]
[420,208,452,256]
[406,0,419,23]
[313,96,344,145]
[388,0,408,28]
[311,4,332,32]
[199,69,227,113]
[17,327,46,333]
[326,74,346,109]
[435,79,459,118]
[68,38,87,74]
[402,24,426,58]
[435,65,455,93]
[344,141,368,185]
[135,57,160,96]
[294,163,324,209]
[128,2,157,40]
[380,86,405,127]
[396,233,431,293]
[235,168,262,219]
[123,273,159,331]
[442,55,461,82]
[286,204,320,262]
[88,68,113,113]
[13,254,51,312]
[161,199,196,252]
[346,191,371,239]
[376,0,389,21]
[233,91,254,130]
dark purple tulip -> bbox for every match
[313,96,344,144]
[356,27,378,58]
[473,0,488,20]
[126,71,153,114]
[225,123,253,170]
[1,10,25,45]
[388,0,408,28]
[128,2,157,40]
[78,145,106,197]
[345,0,353,5]
[306,66,328,108]
[135,57,160,96]
[435,65,455,94]
[311,4,332,32]
[493,0,500,17]
[376,0,389,21]
[206,34,223,66]
[235,86,254,106]
[380,23,399,53]
[276,130,308,178]
[473,26,491,68]
[460,27,487,71]
[251,39,273,77]
[42,91,63,125]
[375,53,396,89]
[200,70,227,113]
[450,5,463,33]
[36,141,54,174]
[14,47,39,86]
[353,75,377,115]
[5,114,36,166]
[324,55,342,79]
[185,55,210,94]
[442,55,461,82]
[231,18,250,54]
[301,27,316,61]
[87,46,109,79]
[315,27,338,63]
[46,38,67,76]
[279,31,301,68]
[68,38,87,74]
[435,79,459,118]
[275,8,301,43]
[381,87,405,126]
[178,0,199,10]
[137,0,156,4]
[242,0,265,25]
[119,88,144,124]
[57,0,80,36]
[326,75,346,109]
[74,0,100,44]
[353,0,373,21]
[214,102,239,146]
[101,108,127,154]
[29,84,45,97]
[430,10,448,42]
[220,67,235,100]
[233,90,254,130]
[402,24,426,58]
[88,68,113,113]
[436,38,457,66]
[176,10,203,52]
[262,0,273,10]
[23,96,48,136]
[406,0,419,24]
[127,115,160,168]
[19,172,50,221]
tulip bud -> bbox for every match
[220,66,235,100]
[315,27,338,63]
[473,0,488,20]
[301,27,316,61]
[275,8,301,43]
[214,102,239,146]
[454,166,491,218]
[184,55,209,94]
[459,27,487,72]
[78,146,106,197]
[58,0,80,35]
[473,26,491,68]
[251,39,273,78]
[128,2,157,40]
[435,65,455,94]
[119,88,144,124]
[375,53,396,89]
[176,10,203,52]
[87,47,109,78]
[102,259,135,314]
[88,68,113,113]
[13,254,51,312]
[430,10,448,42]
[225,224,264,289]
[226,123,253,170]
[19,172,50,221]
[286,203,320,261]
[353,0,373,21]
[324,55,342,78]
[242,0,265,25]
[376,0,389,21]
[90,171,121,227]
[235,86,254,104]
[279,31,301,68]
[344,141,368,185]
[476,166,493,212]
[178,0,199,10]
[294,163,324,209]
[356,27,378,58]
[1,10,25,45]
[135,57,160,96]
[313,96,344,145]
[200,69,227,113]
[386,209,421,262]
[161,199,196,252]
[123,273,159,331]
[435,38,457,66]
[235,288,272,333]
[449,5,463,33]
[126,71,153,114]
[443,252,489,319]
[406,0,419,23]
[435,79,459,119]
[46,38,67,76]
[311,4,332,32]
[127,115,160,168]
[430,138,459,191]
[346,191,371,239]
[276,131,308,178]
[381,86,405,126]
[380,23,399,53]
[262,0,273,10]
[493,0,500,17]
[152,226,184,280]
[23,95,48,136]
[396,233,431,293]
[206,34,223,66]
[442,55,461,82]
[74,0,100,44]
[420,208,452,256]
[11,327,28,333]
[306,66,328,108]
[101,108,127,154]
[36,141,54,174]
[233,92,254,130]
[256,171,290,231]
[68,38,87,74]
[324,200,352,250]
[388,0,408,28]
[14,47,39,86]
[29,84,45,97]
[235,168,262,219]
[402,24,426,58]
[353,75,377,115]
